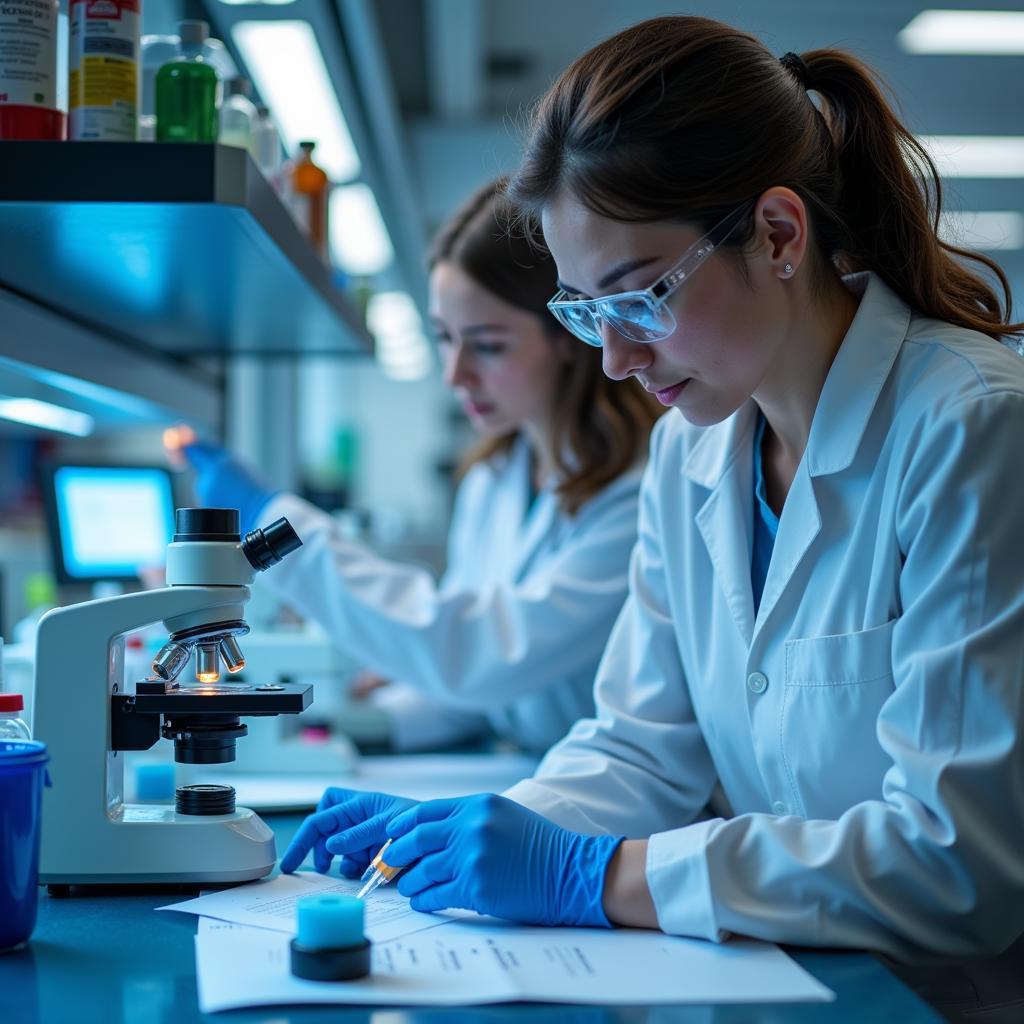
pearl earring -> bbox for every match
[783,263,793,275]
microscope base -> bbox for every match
[39,805,276,885]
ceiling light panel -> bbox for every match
[917,135,1024,178]
[368,292,432,381]
[0,397,94,436]
[940,211,1024,251]
[330,184,395,276]
[232,20,360,181]
[899,10,1024,54]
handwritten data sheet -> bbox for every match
[193,917,834,1011]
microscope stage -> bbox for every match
[126,680,313,715]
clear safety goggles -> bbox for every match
[546,202,752,347]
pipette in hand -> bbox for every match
[357,839,402,899]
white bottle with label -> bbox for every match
[0,0,64,139]
[250,105,283,187]
[219,76,256,150]
[69,0,141,141]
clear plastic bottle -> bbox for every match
[219,76,256,150]
[288,141,330,260]
[0,694,31,741]
[250,106,283,186]
[155,20,218,143]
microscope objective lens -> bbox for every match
[152,641,191,682]
[220,635,246,674]
[196,643,221,684]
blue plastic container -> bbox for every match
[0,740,51,952]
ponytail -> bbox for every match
[801,49,1022,339]
[508,16,1022,342]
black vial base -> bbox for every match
[289,937,372,981]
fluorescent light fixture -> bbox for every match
[367,292,433,381]
[232,20,360,182]
[899,10,1024,54]
[916,135,1024,178]
[0,397,94,436]
[330,183,395,276]
[381,358,433,382]
[940,211,1024,251]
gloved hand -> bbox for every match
[384,793,624,927]
[179,441,277,534]
[280,787,417,877]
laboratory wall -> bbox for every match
[1,0,1021,643]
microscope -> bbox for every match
[34,508,312,891]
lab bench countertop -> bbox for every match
[0,814,945,1024]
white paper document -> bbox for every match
[160,871,449,943]
[193,916,834,1012]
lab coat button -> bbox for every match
[746,671,768,694]
[771,801,789,816]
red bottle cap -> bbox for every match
[0,694,25,712]
[0,106,67,141]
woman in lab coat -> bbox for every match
[183,178,661,755]
[282,15,1024,1008]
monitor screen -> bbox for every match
[44,465,176,583]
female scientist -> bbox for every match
[183,178,661,755]
[282,14,1024,990]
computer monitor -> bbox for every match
[42,463,177,585]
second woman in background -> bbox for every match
[182,178,661,755]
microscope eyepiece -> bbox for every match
[173,508,240,542]
[242,517,303,571]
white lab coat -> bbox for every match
[506,272,1024,963]
[259,436,645,753]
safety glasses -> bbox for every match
[547,202,752,347]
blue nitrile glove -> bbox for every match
[280,788,417,877]
[180,441,277,534]
[385,793,624,927]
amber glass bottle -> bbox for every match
[290,141,330,260]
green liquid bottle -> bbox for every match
[155,20,218,143]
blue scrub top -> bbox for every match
[751,412,780,614]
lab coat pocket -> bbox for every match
[781,620,896,819]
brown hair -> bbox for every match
[507,15,1022,342]
[429,177,662,515]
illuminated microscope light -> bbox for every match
[196,643,221,684]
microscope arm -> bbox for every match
[36,585,251,644]
[34,586,250,763]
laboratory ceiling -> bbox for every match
[366,0,1024,294]
[382,0,1020,129]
